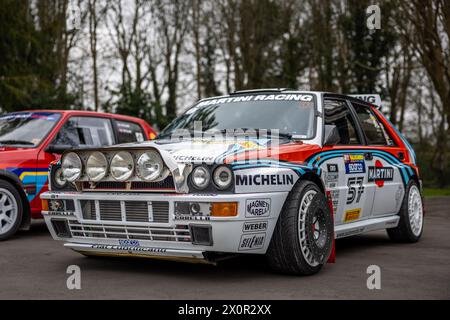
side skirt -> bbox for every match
[334,215,400,239]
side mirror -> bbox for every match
[324,125,340,146]
[45,144,72,155]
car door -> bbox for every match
[320,98,376,226]
[351,102,405,217]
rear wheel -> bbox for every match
[387,180,423,242]
[0,180,23,241]
[266,180,333,275]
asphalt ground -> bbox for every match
[0,197,449,300]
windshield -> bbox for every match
[160,93,316,139]
[0,112,61,147]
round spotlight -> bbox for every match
[54,167,67,188]
[136,151,164,181]
[110,151,134,181]
[86,151,108,181]
[213,166,233,190]
[191,166,210,190]
[61,152,82,182]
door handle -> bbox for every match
[364,152,373,160]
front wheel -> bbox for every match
[0,180,23,241]
[387,180,423,242]
[266,180,333,275]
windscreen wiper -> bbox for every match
[0,140,34,145]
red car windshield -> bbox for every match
[0,112,61,147]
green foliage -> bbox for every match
[0,0,75,112]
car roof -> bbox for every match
[7,109,147,123]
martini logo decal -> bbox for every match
[368,160,394,187]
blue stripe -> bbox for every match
[307,149,411,184]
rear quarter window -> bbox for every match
[114,120,145,143]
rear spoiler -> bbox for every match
[348,94,382,108]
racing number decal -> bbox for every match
[346,177,364,205]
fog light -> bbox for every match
[211,202,238,217]
[190,203,201,215]
[49,199,64,211]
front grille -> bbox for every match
[99,201,122,221]
[81,177,175,192]
[80,200,169,224]
[125,201,150,222]
[68,221,191,242]
[131,179,175,190]
[152,201,170,223]
[81,200,96,220]
[82,181,127,190]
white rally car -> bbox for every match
[41,90,424,275]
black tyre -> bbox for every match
[387,180,423,243]
[0,180,23,241]
[266,180,333,275]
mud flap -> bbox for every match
[326,191,335,263]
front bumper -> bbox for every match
[41,191,288,262]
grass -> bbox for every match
[423,188,450,197]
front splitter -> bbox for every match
[64,243,215,265]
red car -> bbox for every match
[0,110,156,240]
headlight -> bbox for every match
[136,151,164,181]
[213,166,233,189]
[54,167,67,188]
[61,152,82,182]
[191,166,210,189]
[110,151,134,181]
[86,152,108,181]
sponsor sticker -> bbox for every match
[118,239,140,247]
[368,160,394,187]
[91,245,166,253]
[239,233,266,251]
[245,199,271,218]
[344,154,366,174]
[196,94,314,107]
[327,163,339,173]
[236,173,294,186]
[243,221,268,233]
[344,208,361,222]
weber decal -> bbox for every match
[344,154,366,174]
[246,199,271,217]
[239,233,266,251]
[236,174,294,186]
[243,221,268,233]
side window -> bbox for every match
[352,103,393,146]
[114,120,145,143]
[324,99,361,145]
[52,117,114,147]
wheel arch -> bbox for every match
[297,172,326,194]
[0,170,31,229]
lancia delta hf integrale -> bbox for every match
[41,89,423,275]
